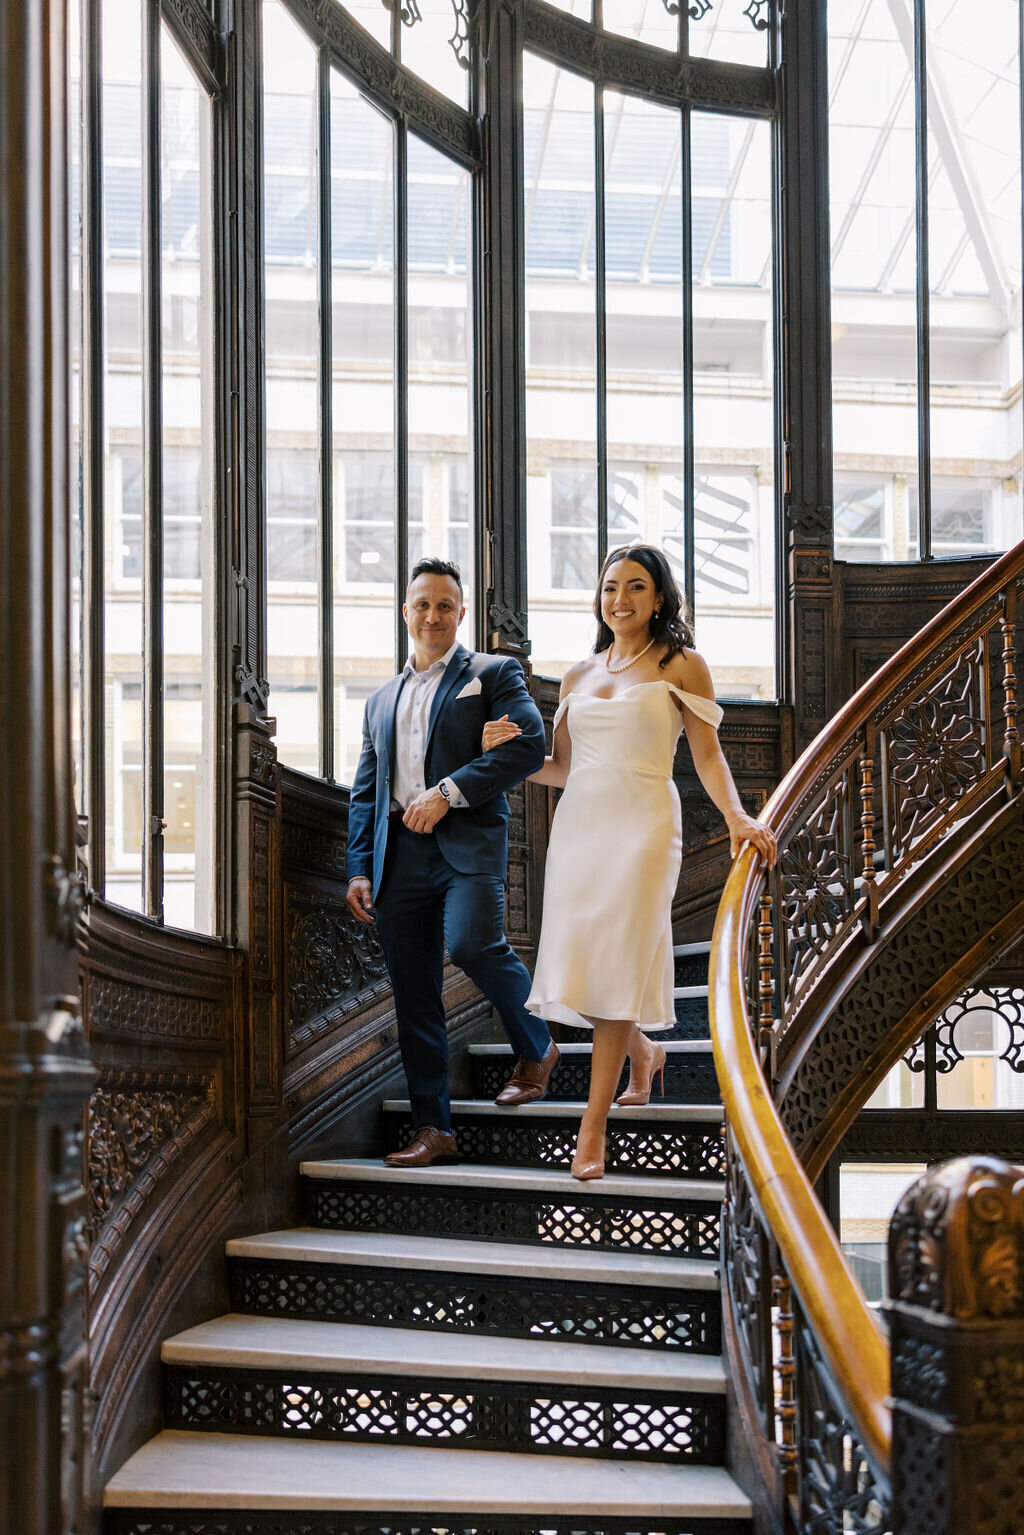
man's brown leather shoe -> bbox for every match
[494,1041,560,1106]
[383,1126,459,1168]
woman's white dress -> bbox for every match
[525,679,724,1032]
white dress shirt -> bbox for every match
[391,640,469,811]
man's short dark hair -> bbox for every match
[409,556,463,599]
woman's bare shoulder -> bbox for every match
[558,657,598,698]
[665,646,716,700]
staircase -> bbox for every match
[104,943,752,1535]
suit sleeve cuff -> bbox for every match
[441,776,469,809]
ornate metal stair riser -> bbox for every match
[674,954,711,988]
[470,1053,719,1103]
[384,1113,725,1179]
[229,1257,723,1352]
[305,1181,721,1258]
[671,995,712,1039]
[105,1513,753,1535]
[163,1364,726,1463]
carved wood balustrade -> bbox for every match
[709,541,1024,1535]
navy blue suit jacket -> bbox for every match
[346,645,546,899]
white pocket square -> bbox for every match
[456,677,482,699]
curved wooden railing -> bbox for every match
[709,540,1024,1530]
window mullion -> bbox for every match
[142,0,164,918]
[82,0,106,894]
[681,106,695,622]
[913,0,931,561]
[595,86,608,571]
[395,120,410,665]
[317,46,334,779]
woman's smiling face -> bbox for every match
[600,557,661,637]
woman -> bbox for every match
[482,544,776,1180]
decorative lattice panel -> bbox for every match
[305,1182,722,1258]
[384,1114,724,1180]
[230,1258,721,1353]
[470,1052,719,1105]
[164,1364,725,1463]
[674,954,710,988]
[106,1512,752,1535]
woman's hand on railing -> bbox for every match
[482,714,521,752]
[727,812,777,866]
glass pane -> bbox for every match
[331,71,396,783]
[688,0,770,68]
[830,0,920,562]
[525,55,598,676]
[603,0,676,53]
[692,113,774,700]
[398,0,470,109]
[839,1162,926,1305]
[103,0,145,914]
[926,0,1023,556]
[407,133,473,647]
[603,91,683,636]
[161,25,216,933]
[264,0,320,775]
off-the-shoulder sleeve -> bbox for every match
[551,697,570,731]
[667,684,724,729]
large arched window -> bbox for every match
[72,0,221,932]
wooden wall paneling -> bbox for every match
[78,900,242,1484]
[234,706,283,1153]
[0,0,94,1530]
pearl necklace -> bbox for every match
[605,635,656,674]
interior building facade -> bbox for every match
[3,0,1023,1530]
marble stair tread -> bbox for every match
[105,1432,752,1517]
[674,941,712,956]
[675,984,710,999]
[469,1040,713,1057]
[226,1228,720,1289]
[383,1098,724,1123]
[162,1314,726,1391]
[300,1158,725,1203]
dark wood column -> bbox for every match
[779,0,839,749]
[0,0,95,1530]
[476,0,531,658]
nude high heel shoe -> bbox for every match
[615,1043,667,1107]
[571,1130,606,1182]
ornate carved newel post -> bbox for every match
[887,1156,1024,1535]
[0,0,95,1528]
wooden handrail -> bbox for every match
[710,846,892,1477]
[708,539,1024,1489]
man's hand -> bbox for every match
[402,786,451,835]
[346,877,375,924]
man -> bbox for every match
[345,557,559,1167]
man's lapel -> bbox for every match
[425,645,472,755]
[378,672,406,770]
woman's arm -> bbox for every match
[480,669,580,788]
[671,651,777,865]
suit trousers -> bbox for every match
[373,821,551,1133]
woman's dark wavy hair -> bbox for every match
[592,543,694,668]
